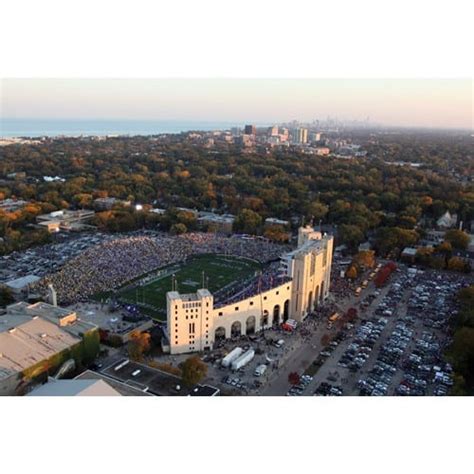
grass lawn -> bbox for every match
[116,254,261,321]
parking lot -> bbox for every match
[0,229,161,284]
[305,266,471,396]
[190,262,472,397]
[0,231,118,283]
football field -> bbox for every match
[117,254,261,320]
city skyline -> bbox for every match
[1,78,472,130]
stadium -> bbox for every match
[33,226,333,354]
[165,226,334,354]
[116,254,263,320]
[33,232,288,315]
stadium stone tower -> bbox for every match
[165,226,333,354]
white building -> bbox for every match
[436,211,457,229]
[265,217,290,227]
[5,274,40,295]
[166,226,333,354]
[291,128,308,144]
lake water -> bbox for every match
[0,119,248,138]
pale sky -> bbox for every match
[1,79,472,129]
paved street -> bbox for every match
[262,275,393,395]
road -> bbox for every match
[262,275,387,396]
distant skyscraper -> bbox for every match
[244,124,256,136]
[269,125,279,136]
[292,127,308,144]
[231,126,241,137]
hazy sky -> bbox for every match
[1,78,472,129]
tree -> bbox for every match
[264,225,290,243]
[458,285,474,310]
[288,372,300,385]
[127,331,151,361]
[375,227,419,256]
[447,327,474,388]
[0,285,14,307]
[321,334,332,347]
[177,210,197,230]
[445,229,470,250]
[447,256,468,273]
[345,265,358,280]
[352,250,376,269]
[436,241,453,256]
[233,208,262,235]
[346,307,358,322]
[181,355,208,387]
[307,201,329,222]
[338,224,364,251]
[170,223,187,235]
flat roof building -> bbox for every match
[74,370,152,396]
[0,199,28,212]
[27,379,121,396]
[5,274,40,294]
[265,217,289,227]
[0,302,99,396]
[197,212,235,233]
[36,209,96,232]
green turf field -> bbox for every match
[117,254,261,321]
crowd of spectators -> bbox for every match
[33,232,288,304]
[214,262,292,308]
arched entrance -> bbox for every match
[320,281,325,302]
[246,316,256,335]
[315,286,320,307]
[307,291,313,314]
[283,299,290,322]
[231,321,242,338]
[215,326,226,340]
[273,305,281,325]
[260,310,269,329]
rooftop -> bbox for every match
[0,316,81,380]
[74,370,152,396]
[5,301,97,338]
[102,359,186,396]
[188,385,220,396]
[285,234,332,259]
[27,379,121,396]
[36,209,95,223]
[5,274,40,290]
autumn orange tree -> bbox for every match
[127,331,151,361]
[345,265,358,280]
[264,225,290,243]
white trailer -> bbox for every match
[221,347,243,368]
[231,349,255,371]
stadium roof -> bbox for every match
[27,379,121,396]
